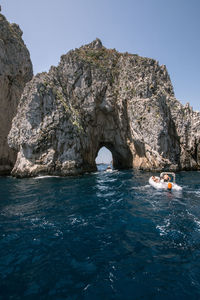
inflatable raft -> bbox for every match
[106,166,112,172]
[149,172,182,191]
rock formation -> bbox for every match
[0,13,33,175]
[8,39,200,177]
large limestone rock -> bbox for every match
[8,39,200,177]
[0,13,33,175]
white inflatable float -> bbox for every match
[149,172,182,191]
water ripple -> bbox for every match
[0,171,200,299]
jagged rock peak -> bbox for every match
[10,23,23,37]
[0,13,33,175]
[0,14,22,40]
[84,38,103,49]
[8,40,200,177]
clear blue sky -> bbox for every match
[1,0,200,162]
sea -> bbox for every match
[0,166,200,300]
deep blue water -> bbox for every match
[0,168,200,300]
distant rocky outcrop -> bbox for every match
[8,38,200,177]
[0,13,33,175]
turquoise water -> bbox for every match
[0,168,200,299]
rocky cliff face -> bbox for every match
[0,13,33,175]
[8,39,200,177]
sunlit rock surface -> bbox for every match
[0,13,33,175]
[8,39,200,177]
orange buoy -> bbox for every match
[168,182,172,190]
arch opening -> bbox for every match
[95,142,133,171]
[95,146,112,171]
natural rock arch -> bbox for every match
[8,39,200,177]
[95,142,133,170]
